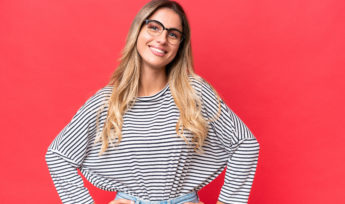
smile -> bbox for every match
[149,45,167,56]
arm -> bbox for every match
[201,81,260,204]
[46,150,94,203]
[45,88,108,204]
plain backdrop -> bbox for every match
[1,0,345,203]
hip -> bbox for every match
[114,191,199,204]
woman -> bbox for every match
[45,0,260,204]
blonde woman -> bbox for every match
[45,0,260,203]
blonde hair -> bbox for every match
[95,0,221,154]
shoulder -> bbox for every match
[75,85,113,116]
[93,85,113,99]
[188,74,224,119]
[85,85,112,106]
[188,74,211,92]
[188,74,218,99]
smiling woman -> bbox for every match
[45,0,260,204]
[136,7,182,85]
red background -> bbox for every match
[1,0,345,203]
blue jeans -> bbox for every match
[114,191,200,204]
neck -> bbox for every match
[138,65,168,97]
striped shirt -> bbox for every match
[45,76,260,204]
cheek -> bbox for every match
[138,31,153,46]
[169,46,180,59]
[137,32,154,55]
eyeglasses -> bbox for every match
[144,19,184,45]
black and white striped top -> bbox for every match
[45,76,260,204]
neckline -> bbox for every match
[136,83,169,102]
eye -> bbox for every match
[148,25,159,31]
[168,31,180,39]
[147,22,161,32]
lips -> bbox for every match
[149,45,167,56]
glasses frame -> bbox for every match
[144,19,184,45]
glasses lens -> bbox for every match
[167,30,182,44]
[146,21,163,36]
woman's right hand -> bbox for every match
[108,199,135,204]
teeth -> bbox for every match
[151,47,165,54]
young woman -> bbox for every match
[45,0,260,204]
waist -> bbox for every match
[114,191,199,204]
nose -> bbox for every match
[156,30,168,44]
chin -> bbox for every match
[147,60,169,69]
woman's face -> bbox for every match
[136,7,182,71]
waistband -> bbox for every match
[115,191,199,204]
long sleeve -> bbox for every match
[45,87,108,204]
[200,80,260,204]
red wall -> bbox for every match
[1,0,344,203]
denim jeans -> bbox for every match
[114,191,200,204]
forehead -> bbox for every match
[148,8,182,30]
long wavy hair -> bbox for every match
[95,0,221,154]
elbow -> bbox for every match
[255,137,260,151]
[247,136,260,157]
[45,149,55,170]
[253,137,260,160]
[250,132,260,151]
[45,149,51,167]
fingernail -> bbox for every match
[131,201,135,204]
